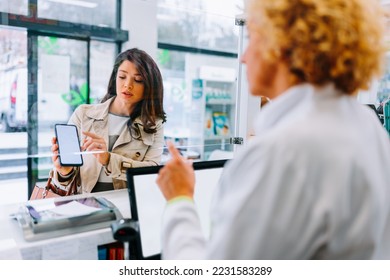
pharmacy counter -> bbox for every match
[0,189,130,260]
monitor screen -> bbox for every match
[127,160,227,259]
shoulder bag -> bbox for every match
[29,171,80,200]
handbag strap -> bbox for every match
[45,170,80,197]
[45,177,67,196]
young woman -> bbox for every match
[51,48,166,193]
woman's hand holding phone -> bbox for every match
[51,136,74,176]
[51,125,110,174]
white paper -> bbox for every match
[49,200,101,217]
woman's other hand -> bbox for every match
[82,131,110,166]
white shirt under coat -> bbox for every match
[161,83,390,259]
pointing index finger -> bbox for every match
[82,131,99,139]
[167,141,182,160]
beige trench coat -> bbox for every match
[51,97,164,193]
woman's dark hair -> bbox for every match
[101,48,166,137]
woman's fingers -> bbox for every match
[82,131,105,151]
[83,131,99,139]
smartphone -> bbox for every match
[55,124,83,166]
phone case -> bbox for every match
[55,124,83,167]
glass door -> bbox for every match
[35,36,88,180]
[0,26,28,205]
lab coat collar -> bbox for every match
[253,83,340,136]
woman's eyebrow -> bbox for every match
[118,70,141,77]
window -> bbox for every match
[0,0,28,15]
[158,0,242,53]
[90,41,116,101]
[38,0,117,27]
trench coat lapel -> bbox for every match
[84,97,114,147]
[111,118,154,150]
[112,124,132,150]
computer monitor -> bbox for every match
[126,159,227,259]
[366,104,382,124]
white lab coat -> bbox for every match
[162,83,390,259]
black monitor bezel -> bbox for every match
[126,159,227,260]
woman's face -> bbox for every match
[115,60,145,108]
[241,28,279,99]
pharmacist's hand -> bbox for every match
[51,136,74,176]
[82,131,110,166]
[156,141,195,201]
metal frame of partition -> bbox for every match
[157,42,237,59]
[0,0,128,198]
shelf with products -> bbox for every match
[206,100,235,105]
[189,78,236,161]
[204,135,232,141]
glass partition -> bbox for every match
[157,49,237,162]
[0,27,117,204]
[0,0,124,204]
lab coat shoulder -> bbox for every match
[208,126,332,259]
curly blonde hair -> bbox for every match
[246,0,386,94]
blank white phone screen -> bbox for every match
[55,124,83,166]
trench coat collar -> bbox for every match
[85,97,114,121]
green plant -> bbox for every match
[61,82,94,108]
[38,37,59,54]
